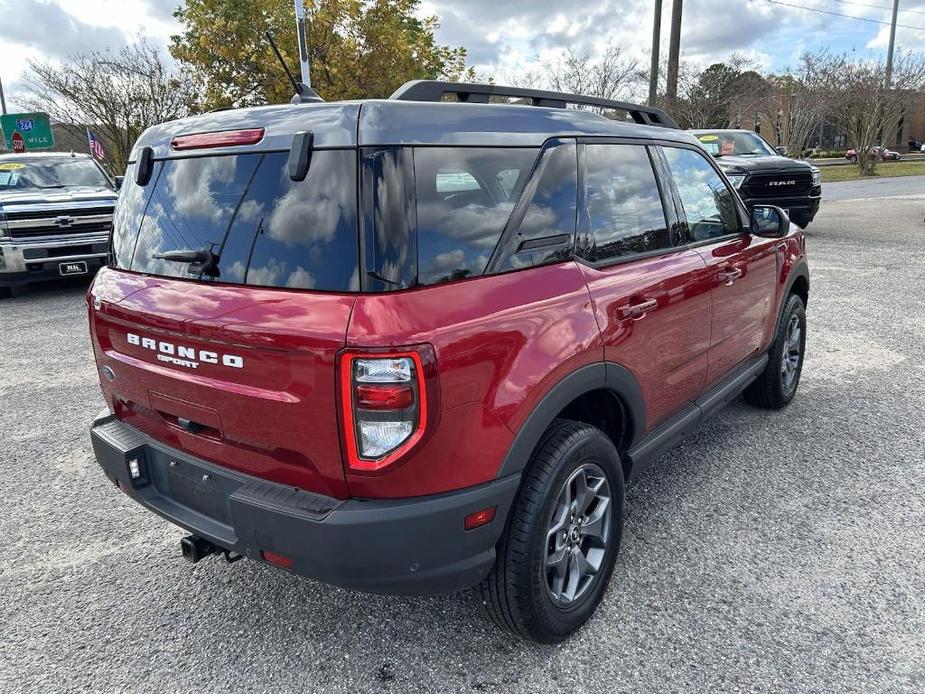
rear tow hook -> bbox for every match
[181,534,244,564]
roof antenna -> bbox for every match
[265,30,323,104]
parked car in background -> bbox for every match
[691,129,822,228]
[0,152,117,299]
[845,146,901,163]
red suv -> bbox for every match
[88,81,809,643]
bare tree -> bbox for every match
[827,51,925,175]
[505,42,642,110]
[545,43,641,102]
[770,51,839,157]
[20,41,194,174]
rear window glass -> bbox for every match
[414,147,537,286]
[114,150,358,291]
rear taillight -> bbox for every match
[339,350,432,472]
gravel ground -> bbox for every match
[2,184,924,693]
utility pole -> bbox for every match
[884,0,900,87]
[293,0,311,88]
[665,0,683,111]
[648,0,663,106]
[0,76,7,115]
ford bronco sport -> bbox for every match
[88,81,809,643]
[691,129,822,229]
[0,152,117,298]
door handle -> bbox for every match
[619,298,658,320]
[718,267,743,286]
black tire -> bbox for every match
[0,287,11,300]
[744,292,806,409]
[476,419,624,643]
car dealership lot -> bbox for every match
[2,181,924,693]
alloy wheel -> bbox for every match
[781,313,802,391]
[545,463,612,607]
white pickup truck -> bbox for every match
[0,152,117,298]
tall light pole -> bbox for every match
[665,0,683,111]
[294,0,311,88]
[0,76,7,115]
[884,0,900,87]
[648,0,663,106]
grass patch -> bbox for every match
[821,160,925,183]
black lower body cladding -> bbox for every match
[90,414,520,595]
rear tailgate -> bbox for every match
[88,106,362,498]
[91,268,354,498]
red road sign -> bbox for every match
[11,131,25,153]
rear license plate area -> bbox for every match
[59,261,88,276]
[152,452,234,524]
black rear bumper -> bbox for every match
[90,414,519,594]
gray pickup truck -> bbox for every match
[0,152,117,298]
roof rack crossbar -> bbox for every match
[388,81,679,129]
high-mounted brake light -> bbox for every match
[170,128,265,151]
[339,350,432,473]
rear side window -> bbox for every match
[581,144,671,263]
[662,147,740,242]
[114,150,358,291]
[362,147,415,290]
[414,147,536,286]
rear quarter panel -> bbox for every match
[346,261,603,498]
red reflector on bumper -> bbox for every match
[464,506,497,530]
[171,128,265,150]
[260,549,294,569]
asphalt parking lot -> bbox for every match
[2,178,924,693]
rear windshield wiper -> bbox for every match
[153,248,220,277]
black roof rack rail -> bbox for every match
[389,80,679,129]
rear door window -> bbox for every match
[414,147,537,286]
[580,144,672,263]
[493,142,578,272]
[115,150,358,291]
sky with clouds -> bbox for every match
[2,0,924,108]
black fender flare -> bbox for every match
[776,259,810,332]
[495,362,646,478]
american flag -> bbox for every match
[87,129,106,160]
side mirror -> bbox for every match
[114,175,124,190]
[775,146,788,156]
[751,205,789,238]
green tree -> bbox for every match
[677,57,772,129]
[170,0,474,110]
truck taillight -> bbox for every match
[339,350,435,472]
